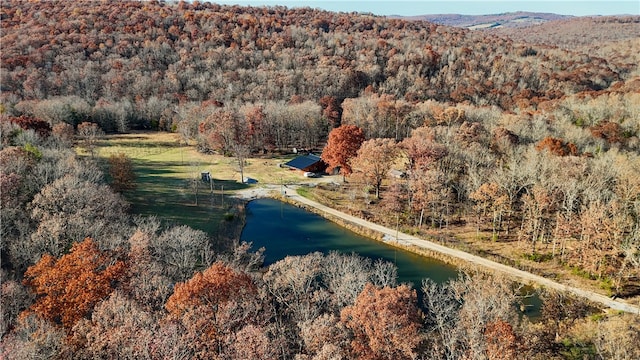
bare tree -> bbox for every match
[262,253,329,324]
[0,276,33,337]
[29,175,130,260]
[0,314,70,359]
[199,110,252,183]
[322,252,397,310]
[71,291,158,360]
[152,225,213,282]
[298,314,347,359]
[77,122,103,157]
[422,271,522,360]
[594,313,640,360]
[422,278,462,360]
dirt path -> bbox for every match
[251,186,640,314]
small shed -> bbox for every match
[284,153,326,174]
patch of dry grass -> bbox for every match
[95,131,313,185]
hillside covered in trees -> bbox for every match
[1,0,640,359]
[2,0,637,129]
[403,11,572,29]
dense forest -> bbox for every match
[1,0,640,359]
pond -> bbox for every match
[241,198,540,317]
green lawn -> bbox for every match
[92,132,302,235]
[94,132,248,234]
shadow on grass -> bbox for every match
[122,158,249,234]
[208,179,250,191]
[132,159,185,176]
[97,139,182,148]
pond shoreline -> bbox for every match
[274,193,471,269]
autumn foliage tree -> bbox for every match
[4,115,52,138]
[350,138,398,199]
[51,122,75,146]
[165,262,260,358]
[535,136,579,156]
[469,182,510,237]
[321,124,365,178]
[401,126,450,227]
[22,238,126,330]
[340,283,423,360]
[484,319,520,360]
[108,152,136,192]
[401,126,448,171]
[1,1,639,358]
[199,110,252,182]
[166,262,256,317]
[320,96,343,128]
[590,120,624,145]
[198,110,238,155]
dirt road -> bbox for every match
[270,187,640,314]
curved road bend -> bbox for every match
[279,189,640,315]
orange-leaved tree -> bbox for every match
[165,262,260,358]
[108,152,136,192]
[340,283,423,360]
[165,261,257,317]
[22,238,126,330]
[5,115,52,137]
[484,319,520,360]
[319,95,343,128]
[321,124,365,179]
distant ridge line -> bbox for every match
[394,11,574,29]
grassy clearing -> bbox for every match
[92,131,305,234]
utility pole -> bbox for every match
[210,176,214,207]
[194,179,198,206]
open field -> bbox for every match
[92,131,313,234]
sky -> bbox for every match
[211,1,640,17]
